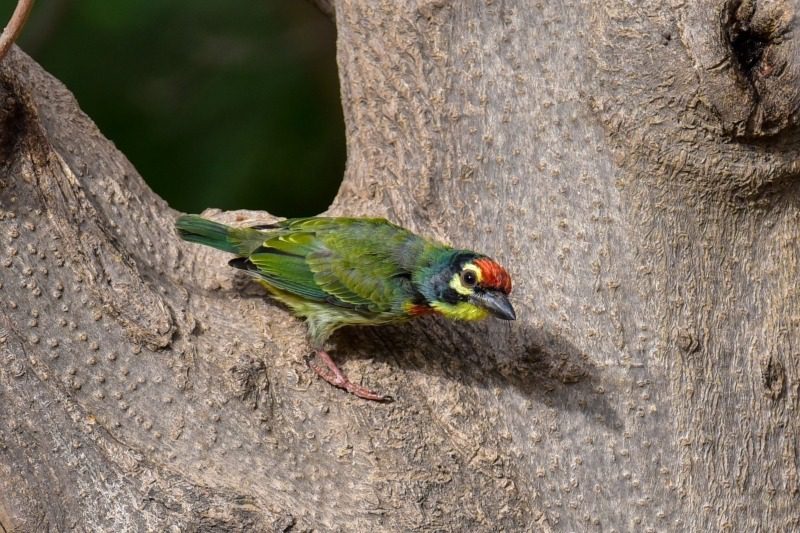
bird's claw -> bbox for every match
[307,351,392,402]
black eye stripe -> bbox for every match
[442,287,462,304]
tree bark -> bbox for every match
[2,0,799,531]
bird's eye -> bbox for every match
[461,270,477,288]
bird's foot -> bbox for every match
[307,350,391,402]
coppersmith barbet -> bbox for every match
[176,214,515,401]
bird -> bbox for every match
[175,214,515,401]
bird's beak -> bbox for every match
[472,290,516,320]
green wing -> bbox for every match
[245,218,424,315]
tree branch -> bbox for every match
[0,0,35,63]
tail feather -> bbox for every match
[175,214,239,254]
[176,214,269,256]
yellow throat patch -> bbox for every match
[430,300,489,321]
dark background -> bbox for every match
[5,0,345,217]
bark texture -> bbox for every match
[2,0,800,531]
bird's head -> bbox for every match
[416,250,515,322]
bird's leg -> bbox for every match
[307,350,390,402]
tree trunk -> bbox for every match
[2,0,799,530]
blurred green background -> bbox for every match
[6,0,345,217]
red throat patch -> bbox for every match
[474,258,512,294]
[408,303,438,316]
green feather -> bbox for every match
[248,252,329,302]
[175,214,266,256]
[175,215,238,253]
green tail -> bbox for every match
[175,214,239,254]
[176,214,269,256]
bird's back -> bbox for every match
[237,217,438,317]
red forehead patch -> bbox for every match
[474,258,512,294]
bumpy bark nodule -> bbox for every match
[2,1,799,530]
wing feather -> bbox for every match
[242,218,424,315]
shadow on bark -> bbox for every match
[310,310,622,430]
[210,270,620,427]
